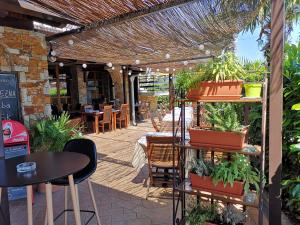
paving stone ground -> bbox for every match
[8,120,293,225]
[10,121,173,225]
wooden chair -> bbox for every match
[116,104,129,128]
[149,111,160,132]
[139,101,149,120]
[99,105,112,133]
[146,136,181,199]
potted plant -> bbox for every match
[186,203,247,225]
[31,112,82,192]
[243,60,266,98]
[189,154,260,197]
[185,52,246,100]
[189,103,247,150]
[186,203,220,225]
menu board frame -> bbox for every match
[0,72,22,122]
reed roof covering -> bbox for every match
[27,0,262,68]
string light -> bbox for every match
[122,66,126,69]
[165,67,169,72]
[183,61,188,66]
[119,70,123,73]
[173,68,176,72]
[68,39,74,46]
[50,50,56,56]
[107,62,113,67]
[165,53,170,59]
[59,62,64,67]
[111,66,115,70]
[205,50,211,55]
[140,68,143,71]
[128,70,132,75]
[135,59,140,64]
[199,44,205,50]
[156,69,160,72]
[82,64,87,68]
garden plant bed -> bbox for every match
[189,127,248,150]
[186,80,243,100]
[190,173,244,197]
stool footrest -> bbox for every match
[54,209,96,225]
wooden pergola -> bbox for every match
[0,0,284,224]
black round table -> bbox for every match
[0,152,89,225]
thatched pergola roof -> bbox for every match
[26,0,262,68]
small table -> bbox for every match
[82,109,120,134]
[0,152,89,225]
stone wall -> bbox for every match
[109,66,124,102]
[0,26,50,128]
[76,66,87,105]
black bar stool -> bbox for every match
[46,139,101,225]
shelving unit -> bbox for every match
[172,79,268,225]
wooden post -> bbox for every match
[169,74,175,110]
[269,0,284,224]
[55,65,62,111]
[0,110,10,225]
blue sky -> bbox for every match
[236,23,300,61]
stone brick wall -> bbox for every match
[76,66,87,105]
[109,66,124,102]
[0,26,50,128]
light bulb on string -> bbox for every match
[140,68,143,71]
[119,70,123,73]
[50,50,56,56]
[183,61,188,66]
[111,66,115,70]
[173,68,176,72]
[165,53,170,59]
[59,62,64,67]
[205,50,211,55]
[199,44,205,50]
[122,66,126,69]
[135,59,140,65]
[107,62,113,67]
[82,64,87,69]
[68,39,74,46]
[128,70,132,75]
[165,68,169,72]
[156,69,160,72]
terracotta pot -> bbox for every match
[204,223,216,225]
[189,173,244,197]
[37,183,62,193]
[186,80,243,100]
[189,128,247,150]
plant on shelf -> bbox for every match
[189,154,260,197]
[31,112,82,153]
[243,60,267,98]
[212,154,260,194]
[189,103,247,150]
[186,203,220,225]
[186,203,247,225]
[185,52,246,100]
[220,205,247,225]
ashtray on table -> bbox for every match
[16,162,36,173]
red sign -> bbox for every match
[2,120,29,146]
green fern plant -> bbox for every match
[32,112,82,153]
[186,203,220,225]
[212,154,261,193]
[205,103,244,133]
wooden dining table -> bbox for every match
[82,109,120,134]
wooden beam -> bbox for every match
[0,0,75,26]
[47,0,199,41]
[269,0,284,225]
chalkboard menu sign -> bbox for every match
[0,73,20,121]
